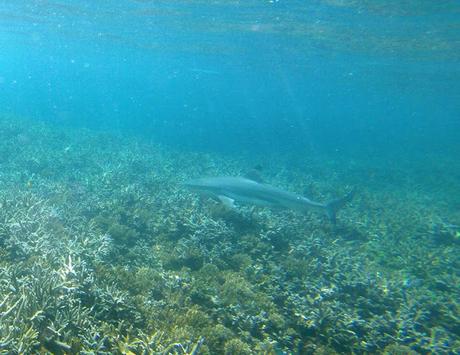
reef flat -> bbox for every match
[0,116,458,354]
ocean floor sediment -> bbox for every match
[0,117,458,354]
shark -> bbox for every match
[185,176,354,224]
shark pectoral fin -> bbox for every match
[218,195,236,209]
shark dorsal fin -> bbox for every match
[244,165,264,183]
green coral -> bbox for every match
[224,338,252,355]
[383,344,418,355]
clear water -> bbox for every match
[1,1,459,153]
[0,1,459,353]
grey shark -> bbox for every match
[185,176,354,223]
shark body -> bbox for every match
[185,176,354,223]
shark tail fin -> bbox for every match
[325,189,355,224]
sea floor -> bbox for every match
[0,117,458,354]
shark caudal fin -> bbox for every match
[325,189,355,224]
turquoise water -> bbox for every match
[0,1,459,354]
[2,1,459,152]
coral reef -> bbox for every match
[0,116,458,353]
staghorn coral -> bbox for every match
[0,116,458,353]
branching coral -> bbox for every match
[0,117,458,353]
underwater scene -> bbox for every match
[0,1,459,354]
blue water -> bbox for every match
[1,1,459,154]
[1,2,460,353]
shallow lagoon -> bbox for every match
[1,1,459,353]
